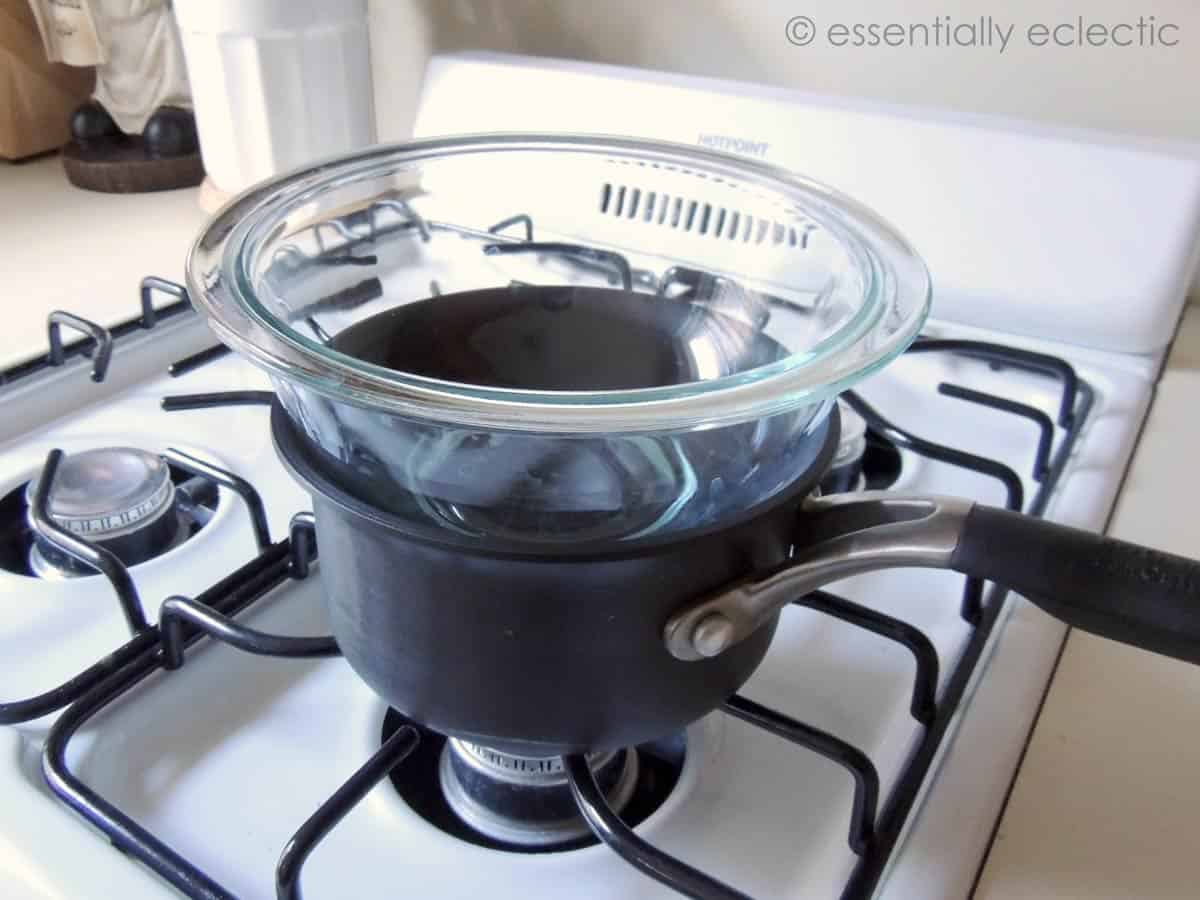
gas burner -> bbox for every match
[819,399,902,494]
[439,739,639,849]
[384,712,686,854]
[0,447,220,578]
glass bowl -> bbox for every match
[188,134,930,544]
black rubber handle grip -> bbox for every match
[950,505,1200,664]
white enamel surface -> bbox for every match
[0,321,1154,898]
[415,52,1200,356]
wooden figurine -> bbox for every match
[28,0,203,192]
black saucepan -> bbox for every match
[273,401,1200,756]
[189,135,1200,758]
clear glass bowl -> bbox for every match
[188,134,930,544]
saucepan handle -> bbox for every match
[663,492,1200,663]
[951,504,1200,663]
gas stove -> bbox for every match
[0,273,1157,900]
[2,52,1199,900]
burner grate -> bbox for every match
[794,591,939,727]
[17,254,1096,899]
[0,448,274,725]
[564,752,751,900]
[841,391,1025,626]
[0,277,193,389]
[276,725,421,900]
[42,514,327,900]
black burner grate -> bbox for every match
[0,447,275,726]
[4,262,1095,899]
[0,277,194,389]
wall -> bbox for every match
[368,0,1200,143]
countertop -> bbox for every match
[975,306,1200,900]
[1,154,206,370]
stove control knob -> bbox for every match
[26,447,176,539]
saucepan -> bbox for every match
[189,134,1200,756]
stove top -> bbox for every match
[6,44,1198,900]
[0,271,1155,898]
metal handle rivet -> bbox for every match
[691,613,735,657]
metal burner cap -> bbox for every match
[440,738,639,848]
[453,740,615,783]
[26,447,175,539]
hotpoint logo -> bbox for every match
[697,134,770,157]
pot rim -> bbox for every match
[188,133,930,434]
[270,401,841,560]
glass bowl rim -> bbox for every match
[187,133,931,433]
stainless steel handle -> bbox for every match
[663,493,974,661]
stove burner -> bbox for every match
[440,739,639,848]
[0,448,220,578]
[27,447,178,577]
[820,399,902,494]
[383,711,686,854]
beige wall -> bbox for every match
[369,0,1200,144]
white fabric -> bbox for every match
[28,0,105,66]
[29,0,191,134]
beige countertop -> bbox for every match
[0,153,205,369]
[976,305,1200,900]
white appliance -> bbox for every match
[1,52,1199,900]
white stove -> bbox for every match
[2,52,1199,900]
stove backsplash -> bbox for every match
[366,1,1200,147]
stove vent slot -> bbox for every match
[599,181,810,247]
